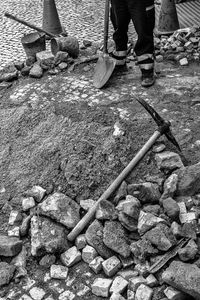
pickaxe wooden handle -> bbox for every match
[67,98,182,241]
[68,130,163,241]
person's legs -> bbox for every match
[127,0,155,87]
[110,0,131,65]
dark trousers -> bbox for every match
[110,0,155,58]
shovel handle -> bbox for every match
[103,0,110,54]
[4,12,55,38]
[67,130,162,241]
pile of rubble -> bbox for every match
[1,145,200,300]
[155,26,200,65]
[0,36,98,89]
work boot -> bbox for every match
[141,69,155,87]
[110,50,127,66]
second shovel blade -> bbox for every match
[93,54,116,89]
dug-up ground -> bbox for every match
[1,29,200,300]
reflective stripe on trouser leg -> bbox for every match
[137,53,154,71]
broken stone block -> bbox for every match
[162,261,200,299]
[135,284,153,300]
[119,256,134,268]
[109,276,128,294]
[0,262,16,287]
[92,278,113,298]
[181,222,197,240]
[164,286,187,300]
[8,210,23,225]
[29,287,46,300]
[59,290,75,300]
[171,221,182,238]
[75,234,87,250]
[127,290,135,300]
[8,226,20,237]
[58,62,68,70]
[103,221,131,258]
[177,202,187,214]
[116,195,141,218]
[129,276,146,292]
[137,211,165,235]
[178,239,198,261]
[162,197,180,220]
[155,151,184,172]
[175,162,200,196]
[130,238,158,261]
[25,186,46,203]
[143,204,160,216]
[82,245,98,264]
[0,235,22,257]
[146,274,158,288]
[110,293,126,300]
[80,199,96,211]
[89,256,104,274]
[54,51,69,65]
[136,182,161,204]
[143,223,176,251]
[161,173,178,200]
[118,211,138,231]
[31,216,69,256]
[118,269,138,281]
[60,246,81,267]
[29,63,43,78]
[36,50,54,64]
[96,200,117,220]
[38,192,80,229]
[39,254,56,268]
[85,220,114,259]
[102,256,122,277]
[179,58,188,66]
[50,264,68,279]
[179,212,196,224]
[22,197,36,211]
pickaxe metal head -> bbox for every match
[136,97,181,152]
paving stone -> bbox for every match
[92,278,113,298]
[179,212,196,224]
[89,256,104,274]
[102,256,122,277]
[135,284,153,300]
[82,245,98,263]
[25,186,46,203]
[50,264,68,279]
[8,210,23,225]
[110,293,126,300]
[29,287,46,300]
[22,197,36,211]
[60,246,81,267]
[129,276,147,292]
[109,276,128,294]
[164,286,187,300]
[59,290,75,300]
[146,274,158,288]
[0,235,22,257]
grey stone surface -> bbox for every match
[0,235,22,257]
[162,261,200,300]
[0,262,15,287]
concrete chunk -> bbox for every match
[92,278,113,297]
[162,261,200,299]
[102,256,122,277]
[110,276,128,294]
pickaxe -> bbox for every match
[67,98,181,241]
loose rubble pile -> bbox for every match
[0,36,98,89]
[1,145,200,300]
[155,26,200,65]
[1,25,200,89]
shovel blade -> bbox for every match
[93,54,116,89]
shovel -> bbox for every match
[93,0,116,88]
